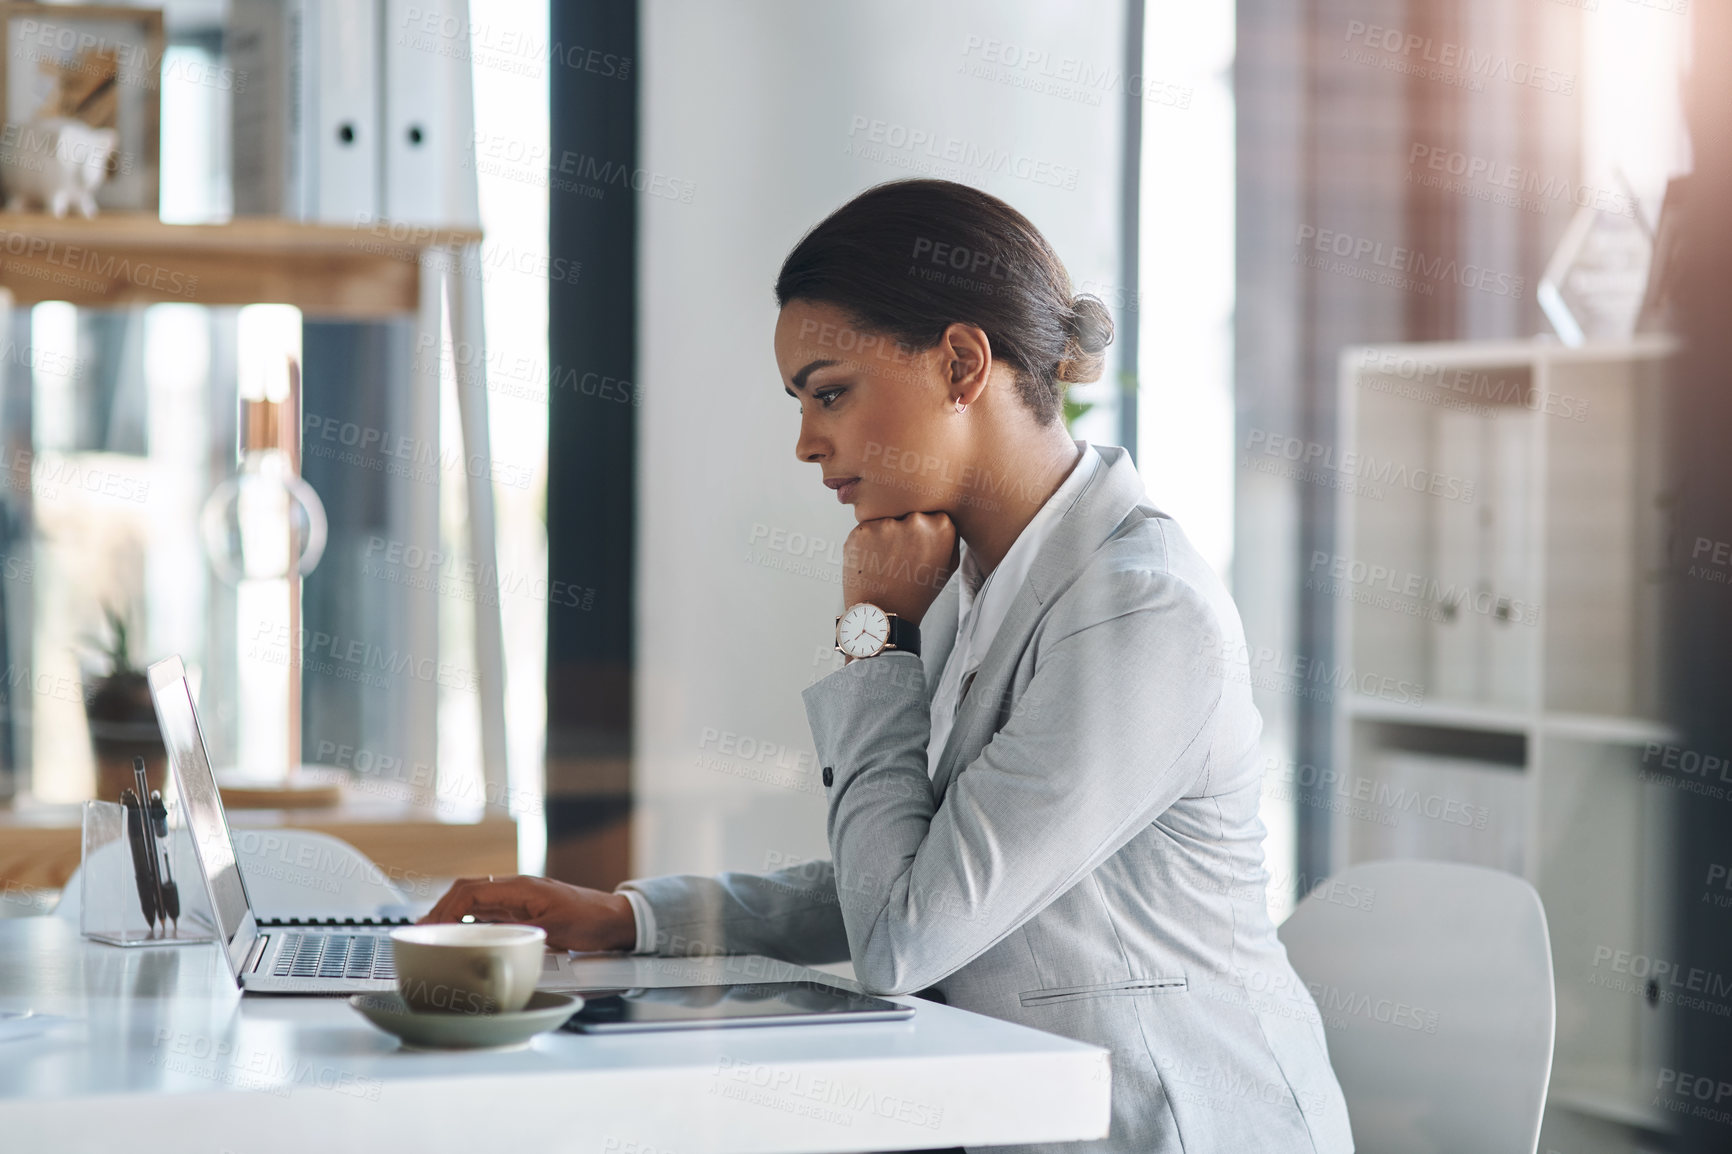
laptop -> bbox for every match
[147,655,577,995]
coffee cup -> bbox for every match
[389,923,547,1015]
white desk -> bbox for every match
[0,919,1109,1152]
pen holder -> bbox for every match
[80,799,216,947]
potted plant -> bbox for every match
[83,604,166,802]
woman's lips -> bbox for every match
[835,479,859,503]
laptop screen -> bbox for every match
[147,657,255,965]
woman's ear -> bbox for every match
[940,322,993,394]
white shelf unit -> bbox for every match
[1332,338,1677,1137]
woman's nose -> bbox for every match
[794,417,825,463]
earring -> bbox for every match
[955,400,968,414]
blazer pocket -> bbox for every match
[1018,976,1188,1007]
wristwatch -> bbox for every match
[835,602,921,659]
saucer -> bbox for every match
[349,991,583,1052]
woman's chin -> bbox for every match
[847,484,930,522]
[852,499,901,522]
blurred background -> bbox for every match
[0,1,1728,1150]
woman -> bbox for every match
[423,179,1352,1154]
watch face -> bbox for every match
[837,603,890,658]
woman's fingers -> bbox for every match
[842,512,956,623]
[417,877,632,953]
[419,878,468,922]
[420,876,520,924]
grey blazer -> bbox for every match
[621,444,1354,1154]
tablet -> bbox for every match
[560,980,916,1033]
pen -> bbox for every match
[119,788,159,934]
[149,789,180,937]
[132,758,167,935]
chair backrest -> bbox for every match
[55,827,408,922]
[225,827,413,917]
[1278,860,1555,1154]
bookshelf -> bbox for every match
[0,210,513,884]
[1332,337,1677,1136]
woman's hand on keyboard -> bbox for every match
[418,876,638,953]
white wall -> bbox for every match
[634,0,1129,881]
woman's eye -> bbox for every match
[815,389,844,408]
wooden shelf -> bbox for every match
[1342,696,1675,745]
[1342,694,1531,734]
[1344,333,1679,371]
[0,793,517,897]
[0,212,482,317]
[1540,712,1676,745]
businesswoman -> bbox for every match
[424,180,1352,1154]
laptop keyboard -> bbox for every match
[271,932,397,981]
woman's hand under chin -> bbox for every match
[842,511,959,625]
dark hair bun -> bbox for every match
[1056,294,1114,384]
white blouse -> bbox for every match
[926,439,1099,779]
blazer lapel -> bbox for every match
[928,444,1150,803]
[918,571,960,710]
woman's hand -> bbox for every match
[842,511,958,625]
[418,875,639,953]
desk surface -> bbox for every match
[0,919,1109,1153]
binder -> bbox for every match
[1349,751,1528,875]
[230,0,382,223]
[1429,410,1484,703]
[311,0,382,222]
[230,0,315,217]
[383,0,479,225]
[1484,411,1532,707]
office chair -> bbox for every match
[54,827,410,922]
[1278,859,1556,1154]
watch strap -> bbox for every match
[886,614,921,656]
